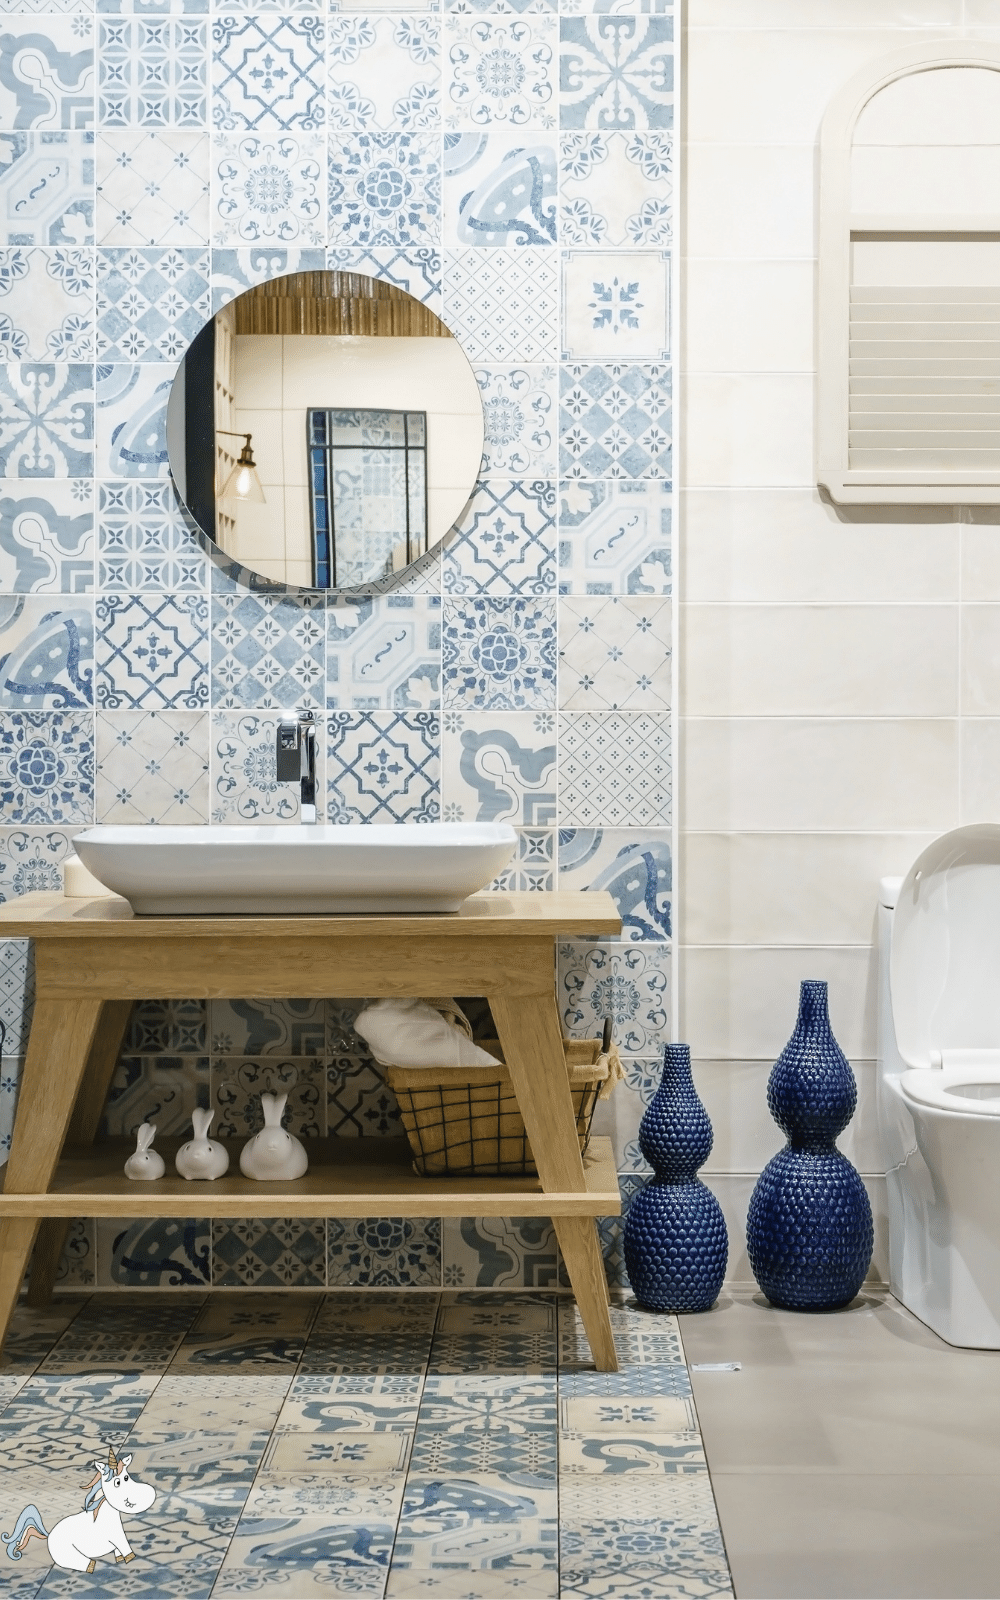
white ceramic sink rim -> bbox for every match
[73,823,518,915]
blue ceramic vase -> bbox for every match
[746,979,873,1311]
[623,1042,728,1312]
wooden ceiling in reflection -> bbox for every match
[232,272,452,337]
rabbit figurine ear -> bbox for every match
[260,1092,287,1126]
[136,1122,156,1151]
[191,1108,215,1139]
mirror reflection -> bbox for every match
[166,271,484,591]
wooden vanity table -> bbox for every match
[0,890,623,1370]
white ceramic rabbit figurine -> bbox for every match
[124,1122,165,1181]
[239,1092,308,1181]
[175,1108,229,1180]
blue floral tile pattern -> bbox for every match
[563,250,670,362]
[441,709,555,823]
[212,1218,327,1287]
[95,591,209,708]
[444,130,556,246]
[212,1056,324,1139]
[328,16,440,132]
[559,594,671,711]
[448,0,555,13]
[211,710,303,822]
[328,1216,441,1287]
[559,827,670,940]
[444,479,556,596]
[329,132,440,247]
[0,597,93,709]
[444,248,557,363]
[0,711,93,824]
[96,130,211,246]
[558,479,670,596]
[0,363,93,478]
[445,15,557,130]
[0,133,94,247]
[328,1053,404,1137]
[212,245,326,310]
[96,247,210,360]
[212,15,325,133]
[477,366,555,478]
[0,482,94,594]
[211,591,325,710]
[127,996,206,1052]
[560,361,670,479]
[327,595,441,710]
[560,131,671,247]
[559,710,670,826]
[0,825,77,901]
[95,707,210,821]
[326,710,439,823]
[0,18,93,130]
[99,18,208,127]
[0,248,94,361]
[214,132,325,246]
[558,939,669,1056]
[442,596,556,710]
[98,480,205,589]
[559,16,673,130]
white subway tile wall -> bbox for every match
[0,0,675,1295]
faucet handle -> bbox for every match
[276,715,301,782]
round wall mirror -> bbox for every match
[165,271,484,592]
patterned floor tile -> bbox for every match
[390,1470,558,1573]
[237,1469,404,1520]
[0,361,93,478]
[328,14,440,133]
[98,480,206,589]
[444,15,556,131]
[558,710,670,827]
[0,480,94,596]
[99,17,207,127]
[327,594,441,711]
[39,1296,201,1370]
[262,1428,411,1473]
[96,131,211,246]
[283,1372,423,1403]
[411,1380,557,1476]
[275,1388,420,1433]
[388,1572,558,1599]
[95,707,209,821]
[168,1293,319,1373]
[444,479,556,597]
[0,133,94,248]
[95,592,208,710]
[559,479,670,597]
[212,1217,327,1288]
[211,590,325,710]
[328,1216,442,1288]
[559,827,670,941]
[0,597,92,711]
[559,15,673,130]
[560,130,671,249]
[96,248,210,363]
[0,710,94,825]
[441,708,555,824]
[0,247,93,362]
[213,1512,396,1595]
[444,249,557,364]
[325,710,439,823]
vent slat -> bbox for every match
[850,448,1000,468]
[851,340,1000,359]
[849,395,1000,414]
[851,286,1000,303]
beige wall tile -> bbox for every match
[960,719,1000,822]
[962,606,1000,716]
[689,0,961,30]
[694,1059,881,1177]
[682,375,814,489]
[680,944,877,1060]
[680,718,960,833]
[683,145,816,259]
[681,490,960,605]
[682,604,958,718]
[683,260,815,373]
[680,833,934,946]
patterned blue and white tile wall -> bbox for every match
[0,0,674,1295]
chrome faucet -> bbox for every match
[276,710,317,823]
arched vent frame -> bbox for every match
[818,40,1000,505]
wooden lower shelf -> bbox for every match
[0,1136,621,1220]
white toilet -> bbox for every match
[879,823,1000,1348]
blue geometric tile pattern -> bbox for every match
[0,363,94,478]
[95,591,208,707]
[99,18,208,127]
[326,594,440,710]
[0,248,94,361]
[212,16,326,133]
[0,133,95,247]
[559,15,673,129]
[444,480,556,596]
[96,247,210,359]
[560,361,671,479]
[558,478,670,595]
[98,480,205,589]
[211,591,324,710]
[326,710,439,822]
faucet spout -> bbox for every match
[277,710,318,823]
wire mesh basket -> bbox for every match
[385,1037,623,1178]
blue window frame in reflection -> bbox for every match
[308,408,428,589]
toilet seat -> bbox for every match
[900,1064,1000,1117]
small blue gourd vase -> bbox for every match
[623,1042,728,1312]
[746,979,873,1311]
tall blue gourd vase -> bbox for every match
[623,1042,728,1312]
[746,980,873,1311]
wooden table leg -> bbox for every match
[0,998,104,1352]
[27,1000,133,1307]
[491,988,618,1372]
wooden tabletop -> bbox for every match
[0,890,621,940]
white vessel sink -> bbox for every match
[73,823,518,915]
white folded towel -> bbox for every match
[354,997,500,1070]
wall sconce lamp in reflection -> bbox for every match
[218,430,266,503]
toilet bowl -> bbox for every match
[879,824,1000,1348]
